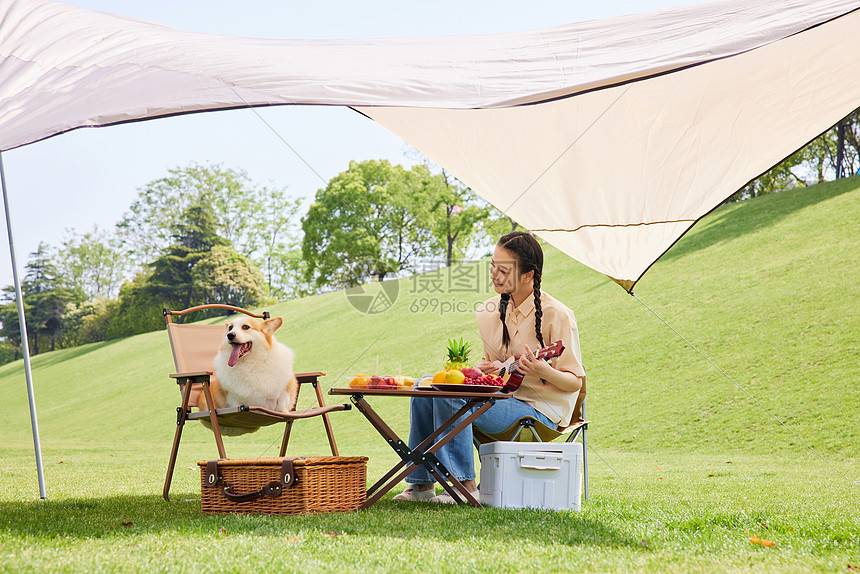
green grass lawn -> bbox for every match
[1,446,857,573]
[1,178,859,572]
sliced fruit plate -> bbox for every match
[348,375,414,389]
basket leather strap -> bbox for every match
[280,458,297,488]
[216,458,301,503]
[203,460,223,488]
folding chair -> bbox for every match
[473,377,589,499]
[162,304,350,501]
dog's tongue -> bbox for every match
[228,342,251,367]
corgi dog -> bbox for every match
[199,316,298,436]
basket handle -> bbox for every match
[206,459,300,504]
[222,481,284,502]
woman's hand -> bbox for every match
[477,358,505,374]
[517,344,583,392]
[515,345,554,378]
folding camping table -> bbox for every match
[328,387,511,508]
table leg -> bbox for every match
[350,393,496,508]
[364,397,480,496]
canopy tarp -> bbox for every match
[2,0,859,289]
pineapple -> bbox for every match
[445,337,472,371]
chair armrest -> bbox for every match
[170,371,213,379]
[296,371,326,383]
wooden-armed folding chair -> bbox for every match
[162,304,350,501]
[473,377,589,499]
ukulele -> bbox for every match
[497,339,565,392]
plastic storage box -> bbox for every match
[479,441,582,511]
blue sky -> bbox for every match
[0,0,709,286]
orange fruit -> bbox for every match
[432,371,448,384]
[349,375,371,388]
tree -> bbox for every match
[0,286,26,361]
[261,247,314,301]
[0,244,75,355]
[56,226,130,302]
[835,109,860,177]
[24,244,75,352]
[105,271,165,339]
[146,203,231,312]
[301,160,439,289]
[124,202,267,325]
[404,151,515,263]
[251,188,305,299]
[191,245,266,310]
[117,163,297,267]
[429,168,493,266]
[71,298,119,346]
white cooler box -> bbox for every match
[479,441,582,511]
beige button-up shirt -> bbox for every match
[475,291,585,425]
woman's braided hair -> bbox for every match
[497,231,545,350]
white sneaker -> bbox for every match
[392,487,436,502]
[429,489,480,504]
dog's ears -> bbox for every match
[262,317,283,334]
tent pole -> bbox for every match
[0,152,47,500]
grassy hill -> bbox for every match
[1,176,858,491]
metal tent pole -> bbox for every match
[0,152,47,499]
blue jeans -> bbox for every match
[404,396,554,484]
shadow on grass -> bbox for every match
[660,175,859,262]
[0,494,639,549]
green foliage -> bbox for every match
[302,160,498,289]
[118,163,258,264]
[190,244,265,309]
[253,187,305,299]
[0,243,76,355]
[301,159,440,288]
[125,203,266,325]
[262,247,314,300]
[0,338,18,364]
[116,163,303,299]
[428,169,494,265]
[146,203,231,312]
[104,271,165,339]
[55,226,129,302]
[71,298,119,345]
[0,287,26,359]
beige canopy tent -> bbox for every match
[2,0,859,496]
[3,0,860,288]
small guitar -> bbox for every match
[498,339,565,392]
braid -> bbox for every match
[495,231,544,352]
[499,292,511,349]
[533,273,545,348]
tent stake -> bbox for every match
[0,152,47,500]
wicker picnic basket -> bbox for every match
[198,456,367,515]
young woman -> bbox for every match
[394,231,585,503]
